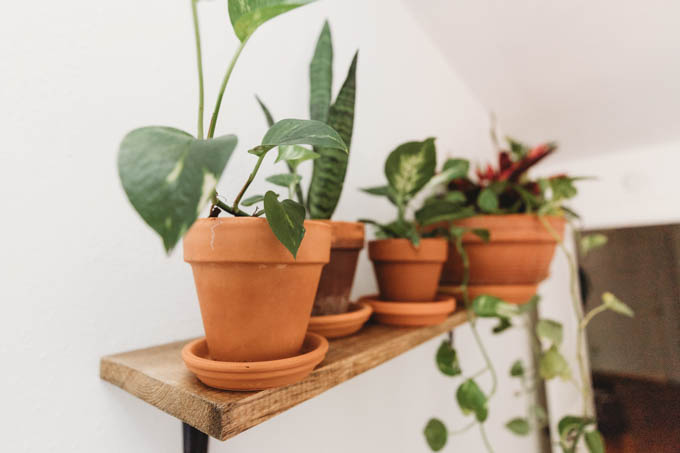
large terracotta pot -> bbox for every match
[184,217,331,362]
[311,221,365,316]
[368,238,448,301]
[440,214,565,286]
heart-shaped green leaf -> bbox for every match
[510,360,525,377]
[424,419,447,451]
[261,118,347,151]
[275,145,319,169]
[263,191,306,258]
[385,138,437,199]
[478,187,499,213]
[456,379,488,422]
[436,340,461,376]
[309,20,332,123]
[558,416,594,452]
[580,233,607,256]
[506,418,530,436]
[228,0,317,42]
[426,158,470,188]
[415,201,476,226]
[584,429,605,453]
[536,319,564,346]
[472,295,520,319]
[118,126,237,253]
[266,173,302,187]
[602,292,634,317]
[539,345,571,380]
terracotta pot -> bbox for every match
[368,238,448,301]
[184,217,331,362]
[439,284,538,305]
[311,221,365,316]
[440,214,565,285]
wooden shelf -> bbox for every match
[100,310,468,441]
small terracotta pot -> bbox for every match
[440,214,565,285]
[311,221,365,316]
[368,238,448,301]
[184,217,331,362]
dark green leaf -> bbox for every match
[435,340,461,376]
[558,416,594,452]
[493,317,512,333]
[507,137,530,159]
[228,0,317,42]
[361,185,393,196]
[416,201,475,226]
[427,159,470,188]
[118,126,237,253]
[584,429,605,453]
[477,187,499,213]
[510,360,524,377]
[424,419,447,451]
[470,228,490,242]
[536,319,564,346]
[456,379,488,422]
[506,418,530,436]
[307,51,358,219]
[443,191,467,204]
[472,295,520,318]
[261,119,347,151]
[309,20,332,123]
[602,292,634,317]
[385,138,437,198]
[549,176,578,201]
[539,345,571,380]
[255,95,275,127]
[275,145,319,168]
[263,191,306,258]
[266,173,302,187]
[241,194,265,206]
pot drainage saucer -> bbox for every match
[359,294,456,327]
[438,284,537,304]
[308,301,373,339]
[182,333,328,391]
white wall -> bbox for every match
[0,1,542,453]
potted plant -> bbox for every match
[117,0,348,389]
[254,22,371,338]
[416,137,577,303]
[359,138,461,326]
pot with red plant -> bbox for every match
[416,137,582,304]
[359,138,455,327]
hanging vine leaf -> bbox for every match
[539,345,571,380]
[307,51,358,219]
[602,292,634,317]
[536,319,564,346]
[118,127,237,253]
[309,20,332,123]
[435,340,462,376]
[423,419,447,451]
[584,429,605,453]
[456,379,488,422]
[506,418,530,436]
[228,0,317,42]
[510,360,525,377]
[580,233,607,256]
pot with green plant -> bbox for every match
[359,138,459,326]
[254,21,371,338]
[416,137,579,304]
[117,0,349,390]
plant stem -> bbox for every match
[580,304,608,330]
[479,423,495,453]
[449,421,476,435]
[215,199,250,217]
[286,162,305,205]
[190,0,205,139]
[207,37,249,139]
[233,153,266,211]
[538,215,591,417]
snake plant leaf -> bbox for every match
[266,173,302,187]
[536,319,564,346]
[228,0,317,42]
[580,233,608,256]
[263,191,306,258]
[506,418,530,436]
[423,419,448,451]
[456,379,488,422]
[309,20,332,123]
[118,126,237,253]
[435,340,462,376]
[602,292,634,317]
[584,429,605,453]
[385,138,437,199]
[255,95,275,128]
[539,345,571,380]
[241,194,265,206]
[307,51,358,219]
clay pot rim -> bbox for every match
[309,301,373,326]
[360,294,456,314]
[452,213,566,244]
[368,237,448,262]
[439,284,538,305]
[312,219,365,250]
[181,333,328,373]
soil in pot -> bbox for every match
[368,238,448,301]
[184,217,331,362]
[440,214,566,285]
[312,221,365,316]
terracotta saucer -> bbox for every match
[181,332,328,391]
[360,294,456,327]
[308,301,373,339]
[439,284,537,305]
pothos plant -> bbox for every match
[358,138,469,244]
[421,138,634,453]
[252,21,358,219]
[117,0,348,258]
